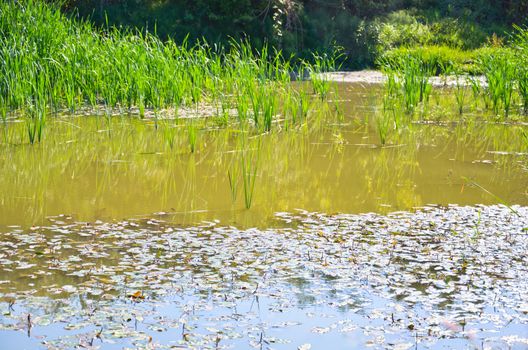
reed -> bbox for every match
[262,89,277,132]
[380,55,433,114]
[519,68,528,114]
[468,76,483,110]
[25,107,46,144]
[162,120,178,150]
[306,50,342,100]
[241,139,261,209]
[188,122,197,153]
[480,54,516,117]
[0,0,337,141]
[376,110,391,146]
[454,74,467,115]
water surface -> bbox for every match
[0,83,526,228]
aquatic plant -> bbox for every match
[454,74,467,115]
[468,76,483,110]
[0,0,337,141]
[380,55,433,114]
[402,57,433,113]
[376,110,392,146]
[162,120,178,149]
[385,71,400,98]
[479,54,516,117]
[306,49,343,100]
[262,89,277,132]
[188,122,197,153]
[241,139,261,209]
[25,107,46,144]
[518,67,528,114]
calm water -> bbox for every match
[0,82,526,228]
[0,82,527,349]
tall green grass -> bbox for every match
[0,0,338,144]
[454,74,467,115]
[379,55,433,114]
[479,54,516,117]
[306,50,343,100]
[378,26,528,120]
[519,68,528,114]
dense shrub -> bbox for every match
[57,0,527,69]
[378,45,516,75]
[378,46,474,75]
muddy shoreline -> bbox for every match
[319,70,487,87]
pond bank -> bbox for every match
[320,71,487,87]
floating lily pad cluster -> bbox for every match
[0,205,527,349]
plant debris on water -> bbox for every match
[0,205,527,349]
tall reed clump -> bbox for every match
[305,50,343,100]
[479,53,516,118]
[454,72,467,115]
[0,1,338,141]
[379,55,433,115]
[188,122,198,153]
[376,73,398,145]
[513,26,528,114]
[376,109,392,146]
[401,57,433,113]
[519,67,528,114]
[468,76,483,110]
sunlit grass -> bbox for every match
[0,0,341,145]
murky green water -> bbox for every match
[0,83,526,228]
[0,82,527,349]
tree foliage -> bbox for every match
[59,0,528,68]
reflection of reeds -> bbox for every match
[376,108,391,146]
[241,142,260,209]
[0,102,526,227]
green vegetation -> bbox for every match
[61,0,527,69]
[0,0,340,146]
[372,24,528,146]
[379,46,517,76]
[1,0,527,212]
[1,4,528,347]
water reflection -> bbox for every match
[0,82,526,229]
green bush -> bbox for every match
[378,46,474,75]
[379,45,514,75]
[374,10,493,52]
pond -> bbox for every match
[0,81,527,349]
[0,82,526,228]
